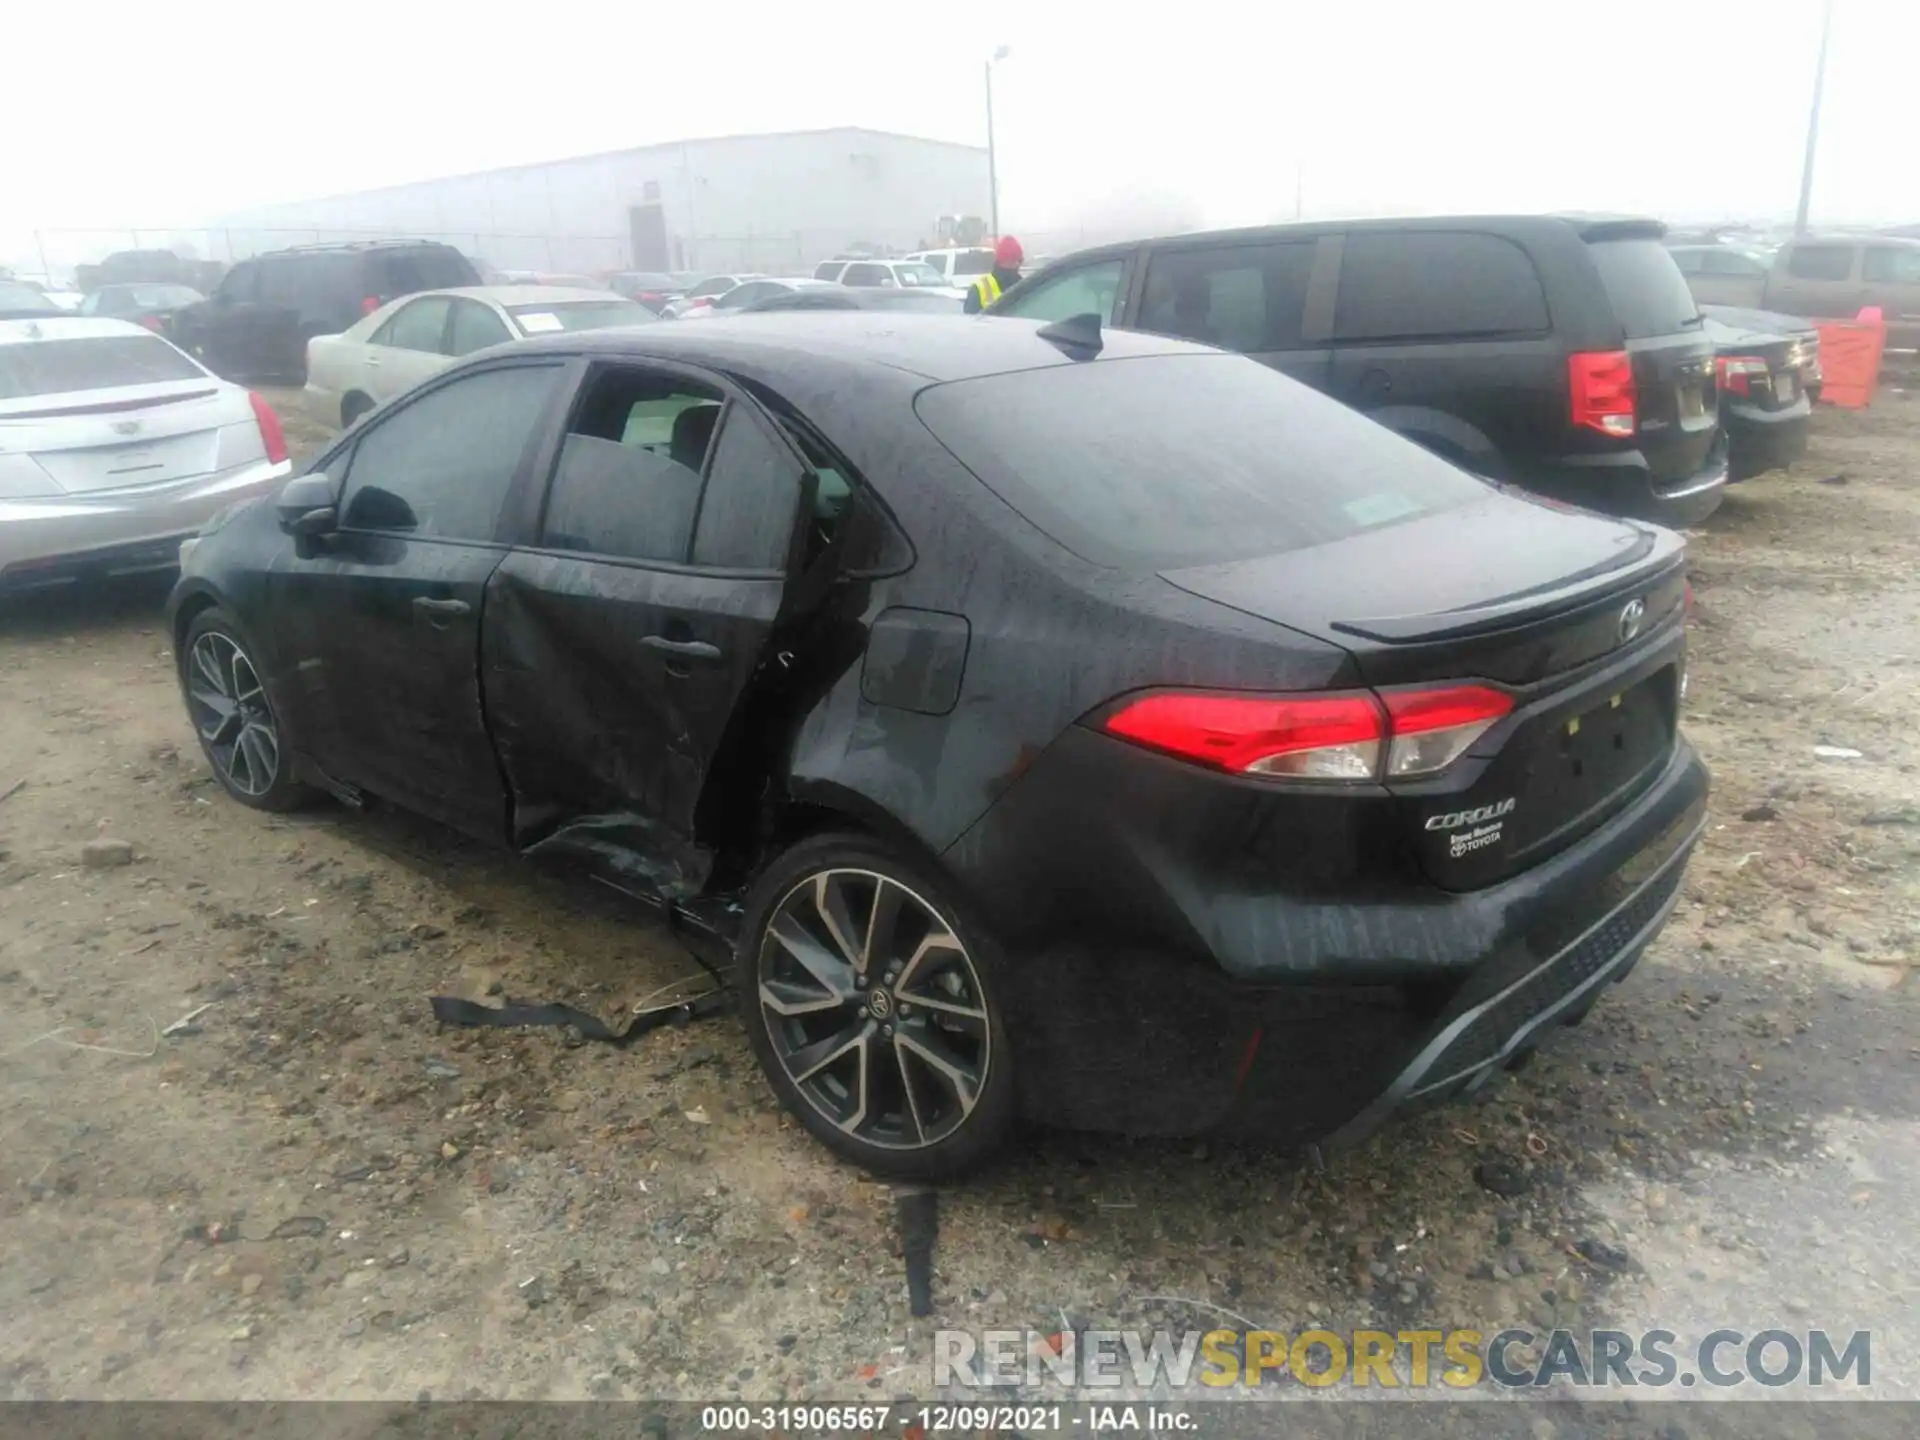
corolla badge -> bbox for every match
[111,419,142,436]
[1617,598,1647,644]
[1427,797,1516,860]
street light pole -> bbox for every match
[986,45,1010,238]
[1794,0,1835,234]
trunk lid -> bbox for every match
[1585,234,1718,485]
[1161,494,1688,889]
[0,381,232,493]
[1703,314,1810,411]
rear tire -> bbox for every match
[737,834,1016,1179]
[179,607,313,813]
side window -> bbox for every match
[253,261,300,308]
[1669,249,1704,275]
[1863,247,1920,285]
[1137,242,1315,352]
[376,297,453,353]
[1701,250,1763,276]
[539,367,724,562]
[1784,245,1855,282]
[715,281,776,310]
[690,277,735,299]
[690,410,803,570]
[448,299,512,355]
[813,262,843,280]
[216,263,257,302]
[1332,232,1548,341]
[340,366,558,539]
[842,263,888,287]
[993,259,1125,323]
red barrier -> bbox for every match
[1813,308,1887,409]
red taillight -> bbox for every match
[1103,691,1385,780]
[360,295,381,315]
[1569,350,1636,437]
[249,391,289,465]
[1714,354,1768,397]
[139,314,165,332]
[1380,685,1513,778]
[1100,683,1513,782]
[638,291,662,301]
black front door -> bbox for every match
[271,358,569,839]
[482,360,806,893]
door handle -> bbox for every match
[364,356,382,367]
[413,597,470,622]
[640,635,722,662]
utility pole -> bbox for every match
[1795,0,1835,234]
[986,45,1010,237]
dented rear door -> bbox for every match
[482,375,807,898]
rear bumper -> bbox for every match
[1725,396,1811,481]
[1524,431,1729,526]
[955,727,1710,1145]
[0,457,290,591]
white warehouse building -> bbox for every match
[211,127,992,277]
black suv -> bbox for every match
[170,240,480,383]
[990,216,1726,525]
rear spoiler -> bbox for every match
[1567,216,1668,244]
[1332,535,1680,645]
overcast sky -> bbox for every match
[2,0,1911,271]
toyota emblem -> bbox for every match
[1617,598,1647,643]
[111,419,142,436]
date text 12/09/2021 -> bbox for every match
[700,1405,1194,1433]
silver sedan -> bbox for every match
[1,316,291,591]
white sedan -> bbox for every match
[303,286,655,429]
[1,316,291,590]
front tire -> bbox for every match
[180,607,311,812]
[737,834,1015,1179]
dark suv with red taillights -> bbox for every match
[991,214,1726,526]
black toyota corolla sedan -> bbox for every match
[167,313,1709,1179]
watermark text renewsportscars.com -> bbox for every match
[934,1327,1872,1391]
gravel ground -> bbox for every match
[1,392,1916,1406]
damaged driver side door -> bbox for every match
[481,359,815,897]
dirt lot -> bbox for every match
[2,393,1917,1404]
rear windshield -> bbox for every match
[508,301,656,333]
[1588,239,1702,339]
[0,335,204,400]
[915,353,1489,570]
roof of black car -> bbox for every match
[511,311,1208,382]
[1031,212,1668,265]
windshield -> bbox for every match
[1589,238,1702,339]
[508,301,656,333]
[0,335,204,399]
[916,353,1489,570]
[894,264,947,288]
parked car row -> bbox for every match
[1670,233,1920,350]
[18,207,1850,1180]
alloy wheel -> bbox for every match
[185,631,280,798]
[758,868,991,1151]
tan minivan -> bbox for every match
[1763,237,1920,349]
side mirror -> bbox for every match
[277,471,339,537]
